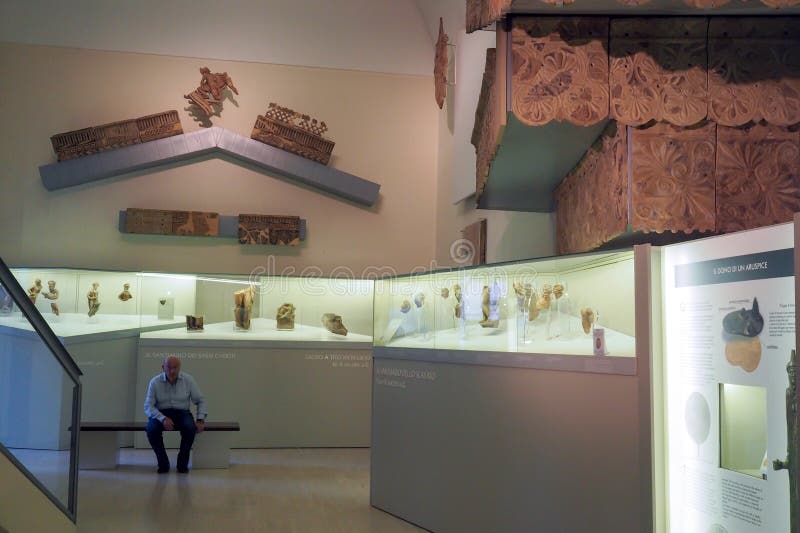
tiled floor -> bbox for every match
[77,448,425,532]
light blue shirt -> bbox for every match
[144,372,208,422]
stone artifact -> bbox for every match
[50,110,183,161]
[186,315,204,331]
[237,214,301,246]
[184,67,238,117]
[434,17,449,109]
[28,278,42,304]
[322,313,348,336]
[773,349,800,533]
[723,298,764,337]
[124,208,220,237]
[414,293,426,308]
[527,284,539,321]
[42,280,60,315]
[400,300,412,314]
[538,284,553,310]
[87,282,100,317]
[724,337,762,373]
[233,285,256,330]
[118,283,133,301]
[479,285,499,328]
[453,284,463,319]
[276,303,296,330]
[251,103,335,165]
[581,307,596,334]
[440,287,449,299]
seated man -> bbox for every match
[144,355,207,473]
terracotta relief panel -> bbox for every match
[555,122,628,254]
[511,17,610,127]
[709,18,800,127]
[610,18,708,127]
[434,18,449,109]
[472,48,499,200]
[716,124,800,233]
[631,122,716,234]
[466,0,512,33]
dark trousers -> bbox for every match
[145,408,196,469]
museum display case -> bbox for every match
[373,248,636,368]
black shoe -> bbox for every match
[177,466,189,473]
[157,466,170,474]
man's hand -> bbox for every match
[162,417,174,431]
[196,420,205,433]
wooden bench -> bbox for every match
[79,421,240,470]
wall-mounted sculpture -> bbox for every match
[238,214,301,246]
[472,48,498,199]
[251,103,335,165]
[184,67,238,117]
[50,110,182,161]
[434,17,449,109]
[466,0,512,33]
[511,17,610,127]
[124,208,220,237]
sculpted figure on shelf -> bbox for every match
[186,315,204,331]
[184,67,239,117]
[233,285,256,330]
[414,293,426,309]
[581,307,596,334]
[479,285,499,328]
[553,283,564,299]
[400,300,412,314]
[42,280,60,316]
[28,278,42,304]
[322,313,348,336]
[118,283,133,301]
[276,303,296,330]
[441,287,449,299]
[87,282,101,317]
[538,284,553,310]
[453,284,463,319]
[526,284,539,321]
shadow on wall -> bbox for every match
[491,211,556,263]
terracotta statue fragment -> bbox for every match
[414,293,426,308]
[28,278,42,304]
[87,282,101,317]
[185,67,238,117]
[553,283,564,299]
[440,287,449,299]
[526,284,539,321]
[276,303,296,330]
[118,283,133,301]
[400,300,412,314]
[479,285,499,328]
[581,307,596,334]
[0,285,12,313]
[42,280,59,315]
[233,285,256,330]
[322,313,348,336]
[538,284,553,310]
[453,284,463,319]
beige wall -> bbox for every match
[0,42,438,276]
[0,452,75,532]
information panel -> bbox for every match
[664,224,794,532]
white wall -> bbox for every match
[0,0,434,76]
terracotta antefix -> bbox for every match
[251,103,335,165]
[124,208,220,237]
[87,282,101,317]
[322,313,348,336]
[50,110,182,162]
[43,280,60,315]
[276,303,296,330]
[434,17,449,109]
[238,214,301,246]
[185,67,238,117]
[233,285,256,330]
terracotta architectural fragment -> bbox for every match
[466,0,512,33]
[630,121,716,234]
[233,286,255,330]
[184,67,238,117]
[472,48,499,200]
[434,17,449,109]
[460,219,487,266]
[125,208,219,237]
[276,303,296,330]
[237,214,301,246]
[50,111,182,162]
[186,315,204,331]
[252,103,335,165]
[322,313,348,336]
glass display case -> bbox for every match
[4,268,374,343]
[373,249,636,359]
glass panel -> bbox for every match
[0,276,77,514]
[719,383,768,479]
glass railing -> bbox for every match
[0,257,81,522]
